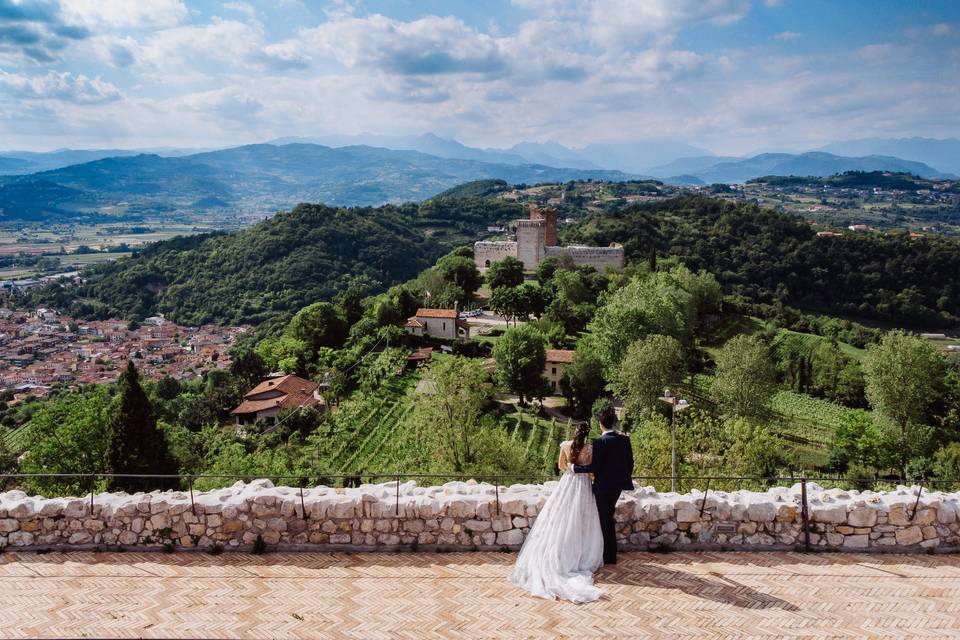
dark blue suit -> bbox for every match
[574,430,634,564]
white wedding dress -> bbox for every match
[508,441,604,603]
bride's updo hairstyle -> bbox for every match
[570,421,590,465]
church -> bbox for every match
[473,206,625,271]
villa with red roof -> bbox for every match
[231,374,324,426]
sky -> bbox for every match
[0,0,958,154]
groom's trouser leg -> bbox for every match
[596,490,622,563]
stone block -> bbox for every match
[0,518,19,533]
[7,531,34,546]
[747,502,776,523]
[842,534,870,548]
[895,526,923,546]
[496,529,524,546]
[847,506,877,528]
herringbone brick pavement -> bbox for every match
[1,551,959,639]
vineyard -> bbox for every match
[306,373,568,478]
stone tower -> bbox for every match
[530,206,558,247]
[515,219,545,269]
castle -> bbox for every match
[474,206,625,271]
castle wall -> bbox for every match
[545,244,625,271]
[0,480,957,553]
[473,241,517,269]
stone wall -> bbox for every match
[544,244,625,271]
[1,480,957,552]
[474,241,517,269]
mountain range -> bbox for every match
[0,135,956,222]
[646,152,950,185]
[0,143,635,221]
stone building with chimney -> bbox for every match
[474,206,624,271]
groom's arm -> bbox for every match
[573,440,601,474]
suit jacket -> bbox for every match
[574,430,634,493]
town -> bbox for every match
[0,307,248,401]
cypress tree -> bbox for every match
[106,361,176,492]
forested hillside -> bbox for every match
[23,191,960,330]
[566,197,960,328]
[27,198,520,326]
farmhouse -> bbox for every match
[404,308,470,341]
[231,374,324,426]
[474,206,624,271]
[544,349,575,394]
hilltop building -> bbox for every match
[474,206,624,271]
[404,308,470,341]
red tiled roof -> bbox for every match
[404,318,424,328]
[231,389,322,415]
[242,374,317,399]
[414,308,458,319]
[546,349,575,363]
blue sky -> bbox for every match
[0,0,957,154]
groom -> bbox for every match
[574,404,634,565]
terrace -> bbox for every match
[2,551,958,638]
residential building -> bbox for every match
[404,308,470,340]
[545,349,575,394]
[231,374,324,426]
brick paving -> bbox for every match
[1,551,959,639]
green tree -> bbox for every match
[492,324,548,406]
[106,362,177,492]
[612,334,685,418]
[722,418,787,478]
[863,331,944,476]
[486,256,525,289]
[828,409,897,475]
[412,357,495,473]
[20,386,115,496]
[285,302,348,355]
[155,375,181,401]
[711,334,777,418]
[559,346,606,417]
[436,254,482,303]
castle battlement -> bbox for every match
[474,206,624,272]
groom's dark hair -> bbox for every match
[594,405,617,430]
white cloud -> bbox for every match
[0,69,121,103]
[301,14,507,76]
[59,0,188,29]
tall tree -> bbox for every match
[436,254,483,304]
[559,346,606,418]
[712,334,777,419]
[106,362,177,492]
[486,256,525,290]
[863,331,944,477]
[612,334,685,419]
[412,357,495,473]
[285,302,348,354]
[492,324,549,406]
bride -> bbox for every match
[508,421,604,603]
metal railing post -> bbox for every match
[188,475,196,516]
[395,475,400,517]
[300,485,308,520]
[495,483,500,515]
[800,477,810,551]
[909,482,924,522]
[698,478,711,519]
[89,473,95,513]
